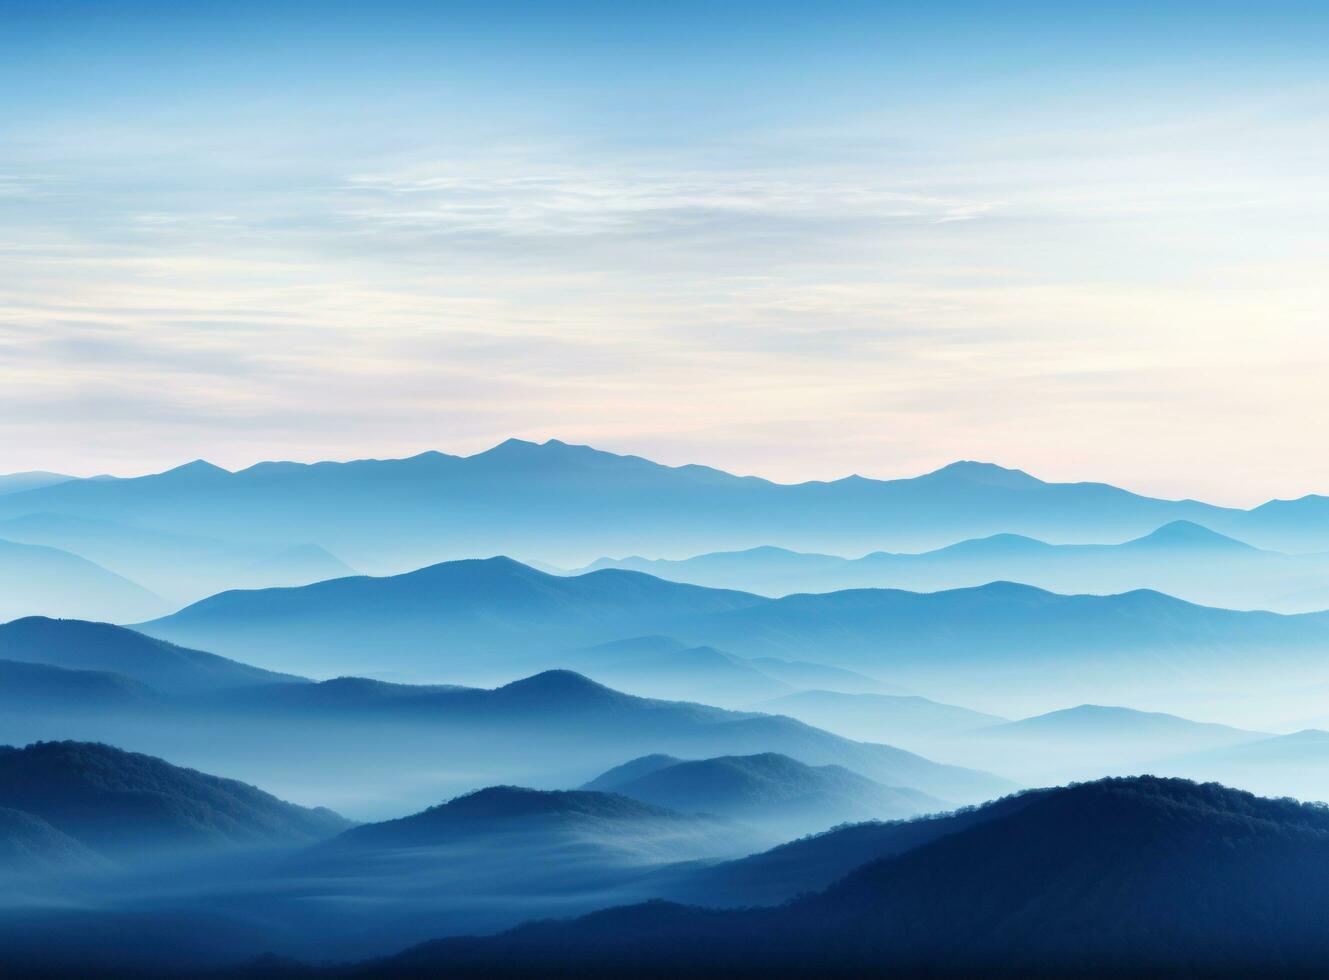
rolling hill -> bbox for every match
[0,617,304,694]
[582,752,944,834]
[0,741,348,859]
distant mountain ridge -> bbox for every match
[575,520,1329,612]
[3,439,1326,571]
[138,558,1329,711]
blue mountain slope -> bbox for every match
[139,559,1329,710]
[0,618,305,694]
[139,557,764,677]
[0,537,168,623]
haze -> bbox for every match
[4,1,1327,504]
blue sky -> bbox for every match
[2,1,1327,502]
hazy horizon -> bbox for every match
[5,1,1328,505]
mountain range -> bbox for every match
[2,441,1327,580]
[573,520,1329,612]
[137,556,1329,713]
[0,618,1010,818]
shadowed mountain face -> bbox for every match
[0,741,349,861]
[347,777,1329,978]
[0,618,304,694]
[575,521,1329,612]
[659,789,1048,908]
[0,537,168,623]
[2,440,1324,571]
[0,659,161,711]
[581,752,944,835]
[139,558,1329,713]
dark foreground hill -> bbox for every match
[0,741,348,860]
[346,777,1329,977]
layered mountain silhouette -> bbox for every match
[3,441,1325,575]
[0,618,303,694]
[138,558,1329,710]
[0,741,348,861]
[582,752,943,834]
[346,777,1329,977]
[578,521,1329,612]
[0,637,1012,815]
[207,669,1010,805]
[139,557,764,677]
[0,537,168,623]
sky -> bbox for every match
[2,0,1327,504]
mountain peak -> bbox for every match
[1127,521,1256,551]
[494,669,627,704]
[921,460,1043,489]
[159,459,230,479]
